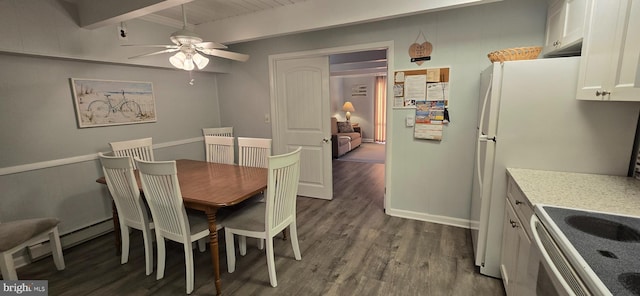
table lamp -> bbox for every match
[342,101,355,121]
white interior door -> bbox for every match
[272,56,333,200]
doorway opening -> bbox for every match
[329,49,387,164]
[269,41,392,209]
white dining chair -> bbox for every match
[202,127,233,137]
[205,136,235,164]
[237,137,272,168]
[224,147,302,287]
[99,152,154,276]
[237,137,274,248]
[109,137,154,169]
[135,158,224,294]
[0,218,65,280]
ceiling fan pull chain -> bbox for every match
[188,71,195,85]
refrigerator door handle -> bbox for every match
[476,137,484,190]
[478,74,493,139]
[476,74,494,189]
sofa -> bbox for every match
[331,117,362,158]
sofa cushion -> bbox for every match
[337,121,354,133]
[337,135,352,146]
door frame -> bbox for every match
[268,41,394,209]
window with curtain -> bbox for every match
[374,76,387,143]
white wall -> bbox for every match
[0,0,231,73]
[329,76,344,118]
[335,76,376,141]
[0,3,223,235]
[218,0,547,225]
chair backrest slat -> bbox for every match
[205,136,235,164]
[135,159,190,243]
[109,137,154,169]
[237,137,272,168]
[265,147,301,234]
[202,127,233,137]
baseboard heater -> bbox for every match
[22,219,113,264]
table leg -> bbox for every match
[205,207,222,296]
[112,201,121,256]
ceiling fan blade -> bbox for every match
[128,48,179,59]
[199,48,250,62]
[196,41,228,49]
[121,44,178,48]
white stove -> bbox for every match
[533,204,640,296]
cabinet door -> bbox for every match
[544,0,588,56]
[613,1,640,101]
[544,0,564,50]
[513,224,534,296]
[577,0,640,101]
[500,203,519,295]
[562,0,588,45]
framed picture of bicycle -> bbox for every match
[70,78,157,128]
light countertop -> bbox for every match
[506,168,640,217]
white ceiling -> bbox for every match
[71,0,500,44]
[140,0,310,29]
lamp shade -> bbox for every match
[169,51,187,69]
[342,102,355,112]
[342,101,355,120]
[192,53,209,69]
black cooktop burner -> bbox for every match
[541,206,640,296]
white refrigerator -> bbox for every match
[469,57,640,278]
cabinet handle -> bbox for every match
[515,200,523,205]
[596,90,611,97]
[510,220,518,228]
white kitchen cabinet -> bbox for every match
[543,0,589,57]
[500,176,535,296]
[500,203,519,295]
[576,0,640,101]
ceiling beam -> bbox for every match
[76,0,194,29]
[195,0,501,44]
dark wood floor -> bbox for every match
[16,160,504,295]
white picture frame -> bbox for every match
[71,78,157,128]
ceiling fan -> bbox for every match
[123,4,249,71]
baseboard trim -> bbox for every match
[17,219,114,267]
[385,208,471,229]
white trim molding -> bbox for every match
[385,208,471,229]
[0,137,203,176]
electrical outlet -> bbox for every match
[406,115,415,127]
[264,113,271,123]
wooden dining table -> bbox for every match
[96,159,268,295]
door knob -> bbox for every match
[322,138,330,143]
[596,90,611,96]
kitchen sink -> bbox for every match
[565,215,640,242]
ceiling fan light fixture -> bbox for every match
[193,53,209,69]
[169,51,187,69]
[183,56,195,71]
